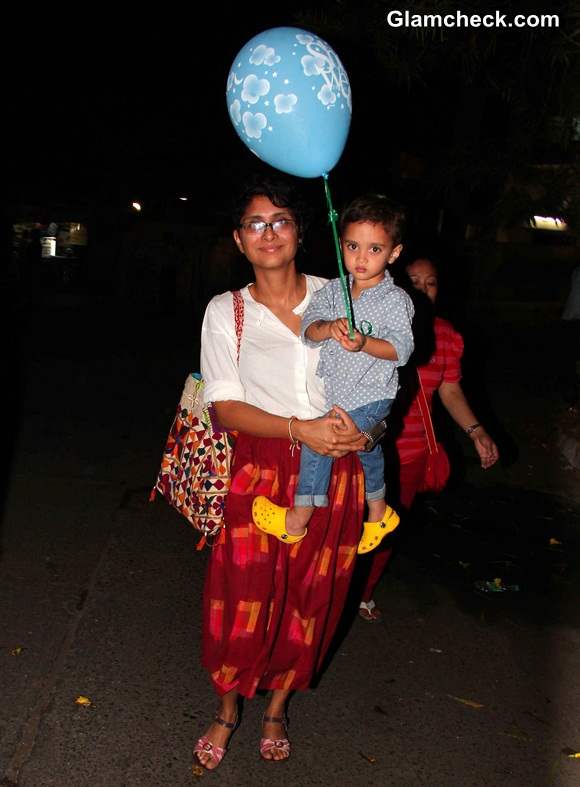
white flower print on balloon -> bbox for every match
[243,111,267,139]
[227,71,243,93]
[301,53,326,77]
[296,34,351,112]
[317,85,336,106]
[250,44,281,66]
[229,99,241,125]
[274,93,298,114]
[241,74,270,105]
[226,28,352,176]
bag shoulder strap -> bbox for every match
[232,290,245,364]
[416,371,438,455]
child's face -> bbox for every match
[341,221,402,290]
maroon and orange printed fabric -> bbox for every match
[201,434,364,697]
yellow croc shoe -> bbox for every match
[357,505,400,554]
[252,496,307,544]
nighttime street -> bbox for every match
[0,292,579,787]
[3,3,580,786]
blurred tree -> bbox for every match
[294,0,580,236]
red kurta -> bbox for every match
[361,317,464,602]
[396,317,464,464]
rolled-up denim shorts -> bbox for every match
[294,398,393,507]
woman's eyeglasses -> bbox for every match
[239,218,296,234]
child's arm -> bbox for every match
[338,289,415,362]
[337,332,398,359]
[302,283,333,345]
[302,282,353,347]
[305,317,351,344]
[362,335,398,360]
[304,319,331,342]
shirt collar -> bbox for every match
[348,270,394,297]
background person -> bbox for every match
[359,254,500,622]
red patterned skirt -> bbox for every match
[201,434,364,698]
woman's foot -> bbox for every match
[252,497,308,544]
[359,599,383,622]
[260,714,291,762]
[193,710,238,771]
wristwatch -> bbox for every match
[361,418,388,451]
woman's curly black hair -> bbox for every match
[232,174,309,242]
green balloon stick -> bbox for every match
[322,173,355,338]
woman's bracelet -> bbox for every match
[288,416,301,455]
[465,422,481,435]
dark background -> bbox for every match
[5,0,580,474]
[8,1,580,234]
[2,7,580,786]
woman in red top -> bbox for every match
[359,256,500,621]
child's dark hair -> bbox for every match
[339,194,406,245]
[232,174,308,240]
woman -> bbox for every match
[359,255,500,621]
[195,176,367,769]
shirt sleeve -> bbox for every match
[200,295,246,403]
[301,281,336,347]
[441,321,464,383]
[383,289,415,367]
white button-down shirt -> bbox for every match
[200,275,328,419]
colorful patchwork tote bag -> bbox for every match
[150,290,244,547]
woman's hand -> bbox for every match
[214,400,368,457]
[438,382,499,470]
[294,405,367,457]
[470,428,499,469]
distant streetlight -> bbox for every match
[179,196,188,201]
[530,215,568,231]
[132,202,142,212]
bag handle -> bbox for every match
[206,290,244,429]
[196,291,244,551]
[416,372,439,456]
[232,290,245,363]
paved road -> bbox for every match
[1,294,579,787]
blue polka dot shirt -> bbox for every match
[301,272,415,410]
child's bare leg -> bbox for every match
[285,506,315,536]
[367,498,387,523]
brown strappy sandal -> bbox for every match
[260,714,291,762]
[193,713,238,770]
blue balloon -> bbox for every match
[226,27,352,178]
